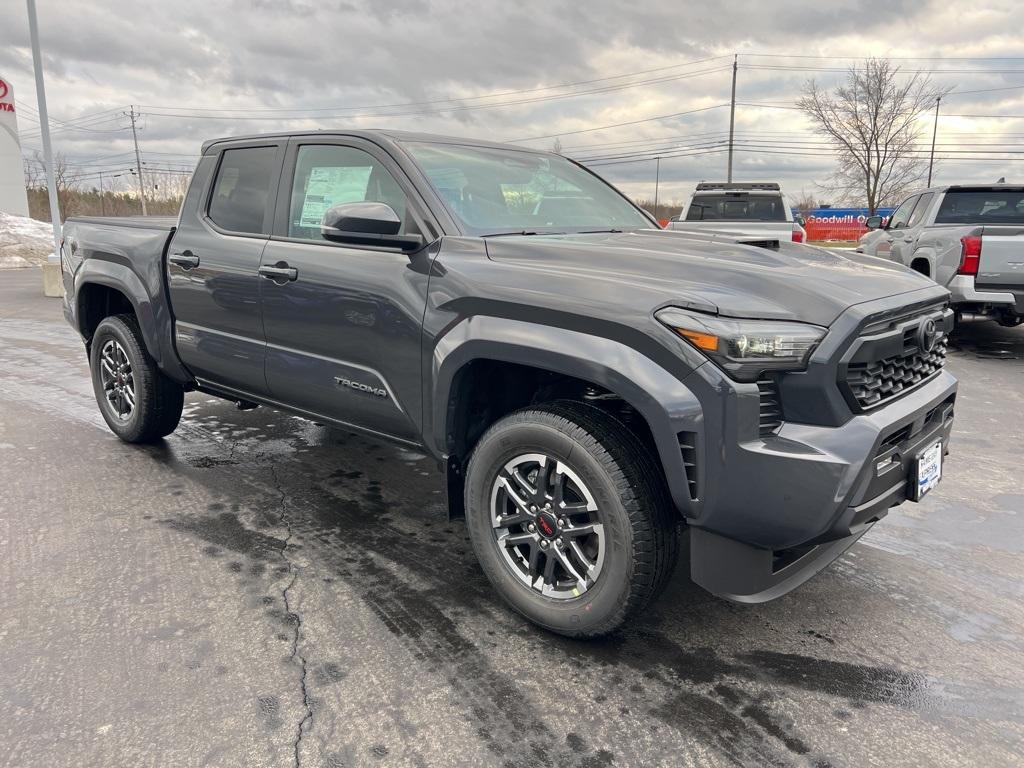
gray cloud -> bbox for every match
[1,0,1021,201]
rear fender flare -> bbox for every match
[75,260,161,359]
[430,316,704,515]
[74,259,191,385]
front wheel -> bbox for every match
[89,314,184,443]
[464,401,679,637]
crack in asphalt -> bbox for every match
[270,464,314,768]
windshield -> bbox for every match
[934,189,1024,224]
[685,193,788,222]
[402,141,652,235]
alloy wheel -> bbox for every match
[489,453,606,599]
[99,339,136,421]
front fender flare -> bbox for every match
[430,316,704,515]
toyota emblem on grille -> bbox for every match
[917,318,942,352]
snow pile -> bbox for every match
[0,212,55,269]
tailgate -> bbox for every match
[977,226,1024,291]
[671,221,790,239]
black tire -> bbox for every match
[89,314,184,443]
[464,400,679,638]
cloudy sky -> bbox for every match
[2,0,1022,207]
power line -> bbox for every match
[510,104,729,142]
[743,52,1024,61]
[742,63,1024,74]
[136,66,732,123]
[139,55,734,115]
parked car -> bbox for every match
[60,130,956,637]
[858,184,1024,326]
[666,182,807,242]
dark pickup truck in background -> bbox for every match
[61,130,957,636]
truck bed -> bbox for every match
[66,216,178,231]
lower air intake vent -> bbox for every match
[678,432,699,500]
[757,377,783,435]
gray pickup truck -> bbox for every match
[858,184,1024,326]
[61,130,957,637]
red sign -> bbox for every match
[803,208,893,241]
[0,79,12,112]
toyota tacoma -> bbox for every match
[858,184,1024,326]
[61,130,957,637]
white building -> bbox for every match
[0,75,30,217]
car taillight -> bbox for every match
[791,226,804,243]
[958,235,982,275]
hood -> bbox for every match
[482,229,938,327]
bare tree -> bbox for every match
[798,58,946,213]
[30,150,81,220]
[23,156,42,188]
[551,137,563,155]
[792,188,820,218]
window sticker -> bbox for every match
[298,166,373,227]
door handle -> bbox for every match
[258,263,298,282]
[169,251,200,269]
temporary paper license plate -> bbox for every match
[912,441,943,501]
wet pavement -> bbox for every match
[1,268,1022,768]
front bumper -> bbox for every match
[689,372,955,602]
[678,289,958,603]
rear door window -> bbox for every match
[935,190,1024,224]
[685,193,787,222]
[908,192,935,227]
[207,146,278,235]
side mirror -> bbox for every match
[321,202,423,251]
[864,215,883,230]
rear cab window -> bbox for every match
[207,146,278,235]
[935,189,1024,224]
[685,193,788,222]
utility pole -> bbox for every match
[125,105,147,215]
[653,156,661,222]
[26,0,62,255]
[727,53,738,183]
[927,95,941,187]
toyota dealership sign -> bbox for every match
[0,75,30,217]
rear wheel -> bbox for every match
[997,309,1023,328]
[90,314,184,443]
[464,401,678,637]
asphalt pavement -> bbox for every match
[1,268,1022,768]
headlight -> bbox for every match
[656,307,826,382]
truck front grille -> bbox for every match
[841,309,949,410]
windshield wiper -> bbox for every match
[577,228,623,234]
[482,230,564,238]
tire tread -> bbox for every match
[92,314,183,443]
[467,399,679,638]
